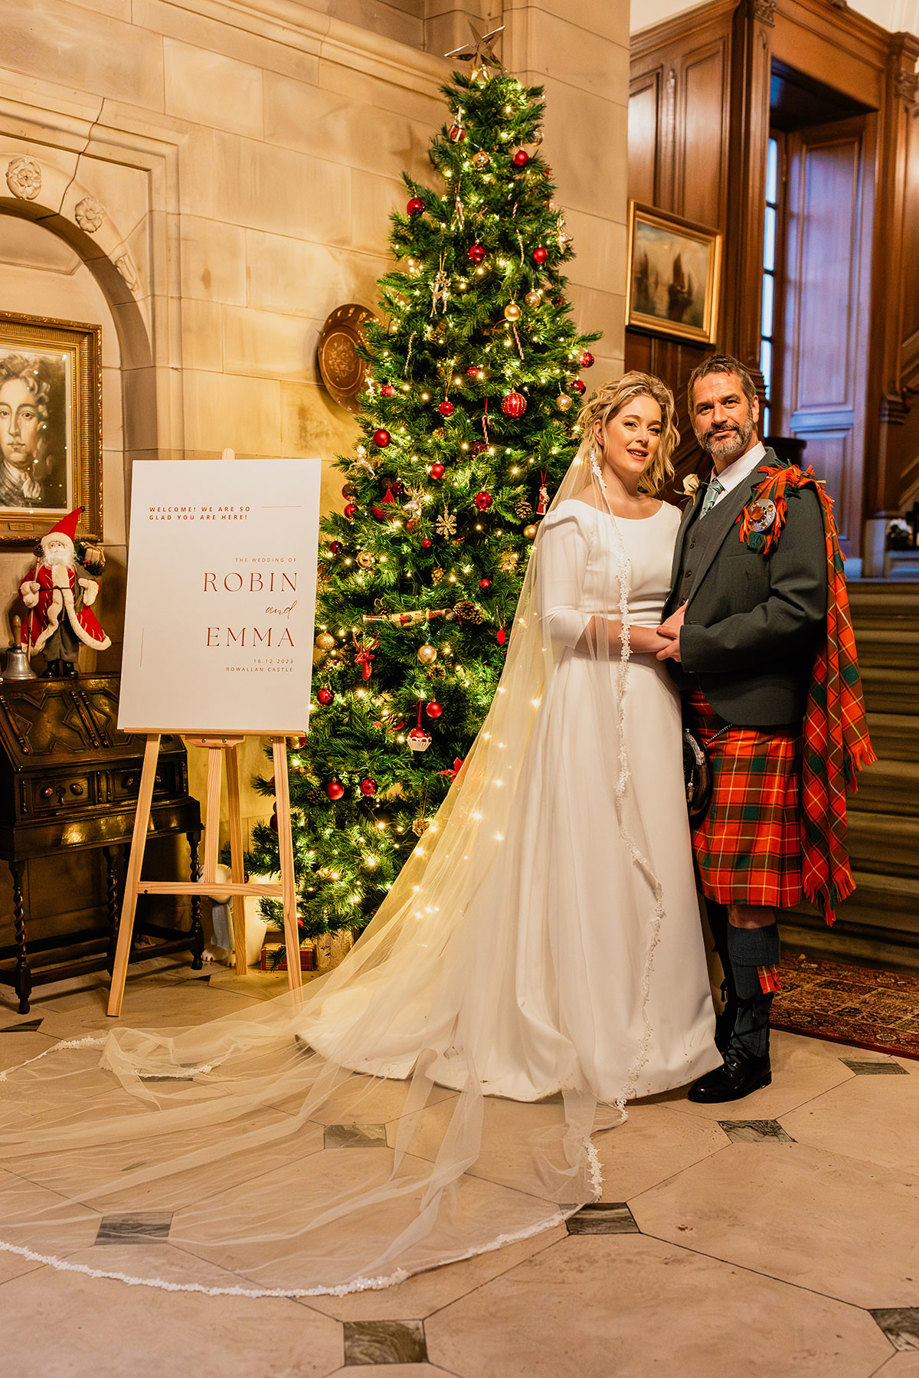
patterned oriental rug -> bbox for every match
[772,954,919,1061]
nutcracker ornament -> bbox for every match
[19,507,110,679]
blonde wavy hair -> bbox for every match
[575,371,680,496]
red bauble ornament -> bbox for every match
[497,627,507,645]
[466,364,481,378]
[325,780,345,801]
[390,479,404,496]
[571,378,586,394]
[269,807,278,832]
[407,196,424,217]
[532,246,549,265]
[430,462,446,480]
[479,578,492,590]
[294,734,308,748]
[438,399,455,418]
[317,688,334,706]
[470,440,488,456]
[512,149,530,167]
[425,701,443,719]
[474,490,493,511]
[380,383,396,397]
[502,391,527,418]
[406,519,417,532]
[468,242,486,264]
[328,540,343,556]
[421,537,432,549]
[372,428,391,448]
[359,777,378,797]
[579,350,595,369]
[372,505,387,520]
[342,482,355,497]
[344,503,358,520]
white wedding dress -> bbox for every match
[0,478,719,1299]
[300,498,717,1103]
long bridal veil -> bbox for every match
[0,397,674,1298]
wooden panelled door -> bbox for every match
[779,115,876,557]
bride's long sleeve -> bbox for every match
[536,509,592,651]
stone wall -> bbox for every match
[0,0,629,876]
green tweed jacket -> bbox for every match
[662,449,828,727]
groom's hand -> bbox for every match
[656,603,686,661]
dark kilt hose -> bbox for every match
[684,690,803,910]
[663,451,874,1101]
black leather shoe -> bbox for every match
[61,661,78,678]
[41,660,61,679]
[688,1049,771,1103]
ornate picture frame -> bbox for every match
[626,203,722,346]
[0,311,103,547]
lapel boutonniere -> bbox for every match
[682,473,700,499]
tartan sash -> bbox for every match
[737,464,876,924]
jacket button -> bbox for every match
[684,568,693,579]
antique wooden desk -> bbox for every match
[0,673,203,1013]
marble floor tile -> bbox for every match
[95,1210,173,1244]
[876,1357,919,1378]
[327,1370,453,1378]
[592,1101,728,1199]
[425,1235,891,1378]
[717,1118,795,1143]
[781,1072,919,1174]
[872,1309,919,1351]
[302,1225,567,1322]
[0,1265,343,1378]
[0,1029,59,1072]
[842,1059,909,1075]
[343,1319,427,1365]
[565,1202,638,1234]
[324,1123,388,1149]
[632,1140,919,1308]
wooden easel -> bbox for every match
[107,732,301,1016]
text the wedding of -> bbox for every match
[118,458,322,734]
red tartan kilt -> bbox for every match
[685,691,803,908]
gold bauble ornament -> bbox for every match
[315,632,335,652]
[503,302,522,321]
[525,290,541,308]
[432,426,446,440]
[411,818,430,837]
[417,643,438,665]
[356,551,375,569]
[556,394,573,412]
[472,150,491,169]
[523,523,538,540]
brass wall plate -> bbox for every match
[317,304,376,413]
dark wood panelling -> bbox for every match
[781,117,874,553]
[679,40,730,227]
[628,72,662,207]
[902,103,919,377]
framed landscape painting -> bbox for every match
[626,203,722,346]
[0,311,102,546]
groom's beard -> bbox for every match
[696,414,755,464]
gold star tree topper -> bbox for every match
[444,22,506,78]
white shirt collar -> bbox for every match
[710,440,767,499]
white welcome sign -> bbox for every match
[118,458,322,734]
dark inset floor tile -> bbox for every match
[717,1119,795,1144]
[870,1308,919,1350]
[566,1202,639,1235]
[324,1123,387,1149]
[343,1320,427,1366]
[95,1211,174,1245]
[0,1019,43,1032]
[841,1059,908,1075]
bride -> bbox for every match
[0,372,718,1298]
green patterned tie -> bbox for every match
[699,476,724,518]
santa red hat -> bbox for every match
[40,507,83,551]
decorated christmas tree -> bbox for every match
[247,52,599,948]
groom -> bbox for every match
[655,355,828,1103]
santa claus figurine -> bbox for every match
[20,507,111,679]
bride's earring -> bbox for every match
[589,442,602,480]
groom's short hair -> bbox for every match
[687,355,757,414]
